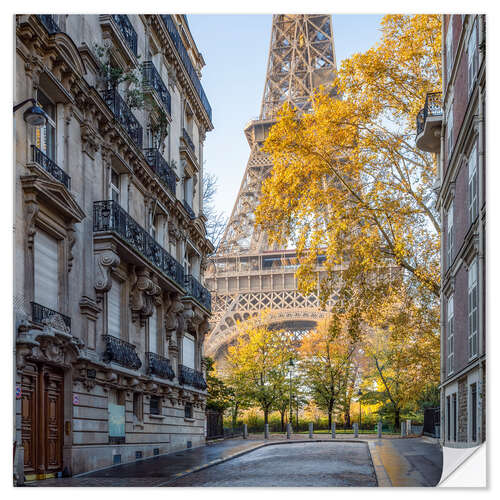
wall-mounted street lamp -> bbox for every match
[13,98,48,127]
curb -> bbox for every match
[157,438,373,486]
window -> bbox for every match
[182,334,195,369]
[452,393,457,442]
[468,144,478,223]
[34,230,59,311]
[110,169,120,204]
[468,258,479,359]
[446,19,453,82]
[467,18,478,95]
[470,383,478,441]
[447,202,454,268]
[446,108,454,162]
[447,295,454,375]
[108,390,125,443]
[446,395,451,441]
[133,393,143,421]
[35,90,56,160]
[184,248,191,276]
[107,277,122,337]
[149,307,158,354]
[184,403,193,419]
[150,396,161,415]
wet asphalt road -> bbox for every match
[168,442,377,487]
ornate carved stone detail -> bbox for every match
[94,250,120,299]
[25,202,39,250]
[129,266,162,324]
[67,225,76,272]
[81,122,100,159]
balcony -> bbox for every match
[184,274,212,312]
[111,15,138,56]
[147,352,175,380]
[182,128,195,153]
[160,15,212,122]
[93,200,185,288]
[103,88,143,149]
[183,200,196,220]
[416,92,442,153]
[144,147,176,195]
[103,335,142,370]
[31,145,71,189]
[36,15,61,34]
[31,302,71,333]
[142,61,171,115]
[178,364,207,390]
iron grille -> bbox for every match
[36,15,61,34]
[183,200,196,220]
[142,61,171,115]
[31,145,71,189]
[102,334,142,370]
[416,92,442,136]
[143,147,176,195]
[184,274,212,312]
[160,15,212,121]
[103,88,143,149]
[93,200,185,287]
[147,352,175,379]
[178,364,207,390]
[111,14,138,56]
[31,301,71,331]
[182,127,195,152]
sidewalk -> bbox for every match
[28,435,442,487]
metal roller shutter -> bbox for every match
[34,230,59,310]
[107,278,121,337]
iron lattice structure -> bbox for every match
[205,15,337,363]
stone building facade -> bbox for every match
[14,14,214,480]
[416,14,485,447]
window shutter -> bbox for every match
[34,230,59,310]
[107,278,121,337]
[182,334,195,369]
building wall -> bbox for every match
[14,14,214,480]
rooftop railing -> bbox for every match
[144,148,176,195]
[93,200,185,288]
[142,61,171,115]
[111,14,138,56]
[160,15,212,121]
[31,145,71,189]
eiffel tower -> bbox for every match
[205,15,337,363]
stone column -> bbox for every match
[331,422,336,439]
[401,421,406,437]
[309,422,313,439]
[377,421,382,438]
[243,424,248,439]
[286,423,292,439]
[353,423,359,438]
[264,424,269,440]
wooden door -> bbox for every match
[20,368,38,474]
[43,369,64,472]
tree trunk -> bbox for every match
[280,410,285,432]
[394,407,400,431]
[328,400,334,428]
[344,409,351,428]
[264,408,269,426]
[231,402,239,429]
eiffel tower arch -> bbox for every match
[205,15,338,363]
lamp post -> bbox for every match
[288,358,294,428]
[358,389,362,428]
[13,98,48,127]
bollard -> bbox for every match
[353,422,359,438]
[243,423,248,439]
[406,419,411,436]
[309,422,313,439]
[264,424,269,440]
[400,421,406,437]
[377,421,382,439]
[286,422,292,439]
[331,422,336,439]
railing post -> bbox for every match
[264,424,269,440]
[377,421,382,439]
[308,422,313,439]
[286,422,292,439]
[243,423,248,439]
[353,422,359,438]
[331,422,336,439]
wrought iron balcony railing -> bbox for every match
[178,364,207,390]
[142,61,171,115]
[31,145,71,189]
[147,352,175,380]
[184,274,212,312]
[36,15,61,34]
[182,128,196,153]
[111,14,138,56]
[416,92,443,136]
[160,15,212,121]
[31,302,71,332]
[103,88,143,149]
[103,335,142,370]
[93,200,185,288]
[183,200,196,220]
[144,147,176,195]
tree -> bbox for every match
[204,357,232,412]
[299,317,357,428]
[203,172,227,250]
[225,312,295,425]
[255,15,442,320]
